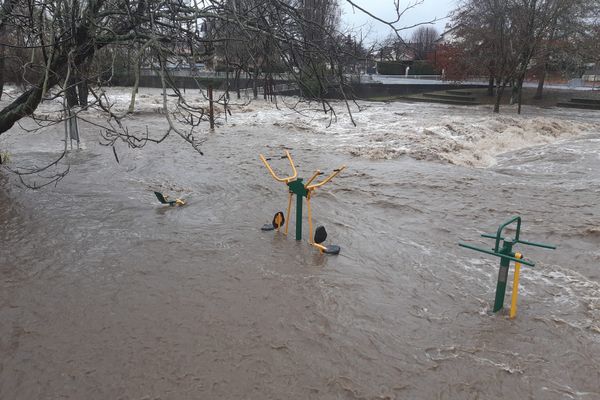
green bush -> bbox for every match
[412,61,435,75]
[376,61,408,75]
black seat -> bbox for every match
[314,226,327,244]
[262,211,285,231]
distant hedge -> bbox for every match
[376,61,435,75]
[214,64,287,73]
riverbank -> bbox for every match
[369,87,600,109]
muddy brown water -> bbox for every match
[1,98,600,399]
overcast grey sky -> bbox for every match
[340,0,459,42]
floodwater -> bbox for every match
[1,88,600,399]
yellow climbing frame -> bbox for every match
[259,150,345,252]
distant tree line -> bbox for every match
[438,0,600,113]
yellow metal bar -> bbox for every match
[285,151,298,182]
[510,252,522,319]
[306,196,313,244]
[306,165,346,190]
[307,196,326,253]
[312,243,326,253]
[259,150,298,183]
[305,170,321,187]
[284,192,292,235]
[164,195,185,206]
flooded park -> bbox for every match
[1,87,600,399]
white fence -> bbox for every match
[368,74,443,80]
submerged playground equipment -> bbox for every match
[154,191,186,206]
[260,150,346,254]
[459,216,556,318]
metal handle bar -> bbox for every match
[480,234,556,250]
[458,243,535,266]
[306,165,346,190]
[492,216,521,252]
[259,150,298,183]
[305,170,324,187]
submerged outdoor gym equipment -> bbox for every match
[459,216,556,317]
[259,150,346,255]
[154,191,186,206]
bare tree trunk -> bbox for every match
[510,80,518,105]
[235,69,241,99]
[534,17,557,101]
[65,73,79,108]
[494,81,507,113]
[252,72,258,99]
[534,62,547,100]
[225,69,230,100]
[208,84,214,130]
[0,39,97,133]
[77,78,88,108]
[128,59,140,113]
[487,74,495,97]
[0,44,4,101]
[517,77,524,114]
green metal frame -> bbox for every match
[459,216,556,312]
[287,178,309,240]
[260,151,345,247]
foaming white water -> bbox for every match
[219,95,600,168]
[12,86,596,169]
[526,264,600,335]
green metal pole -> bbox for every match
[295,193,302,241]
[493,241,513,312]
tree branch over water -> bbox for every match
[0,0,431,187]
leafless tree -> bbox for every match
[453,0,598,113]
[410,26,438,60]
[0,0,435,188]
[534,1,600,98]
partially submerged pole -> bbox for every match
[510,253,523,319]
[208,84,214,130]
